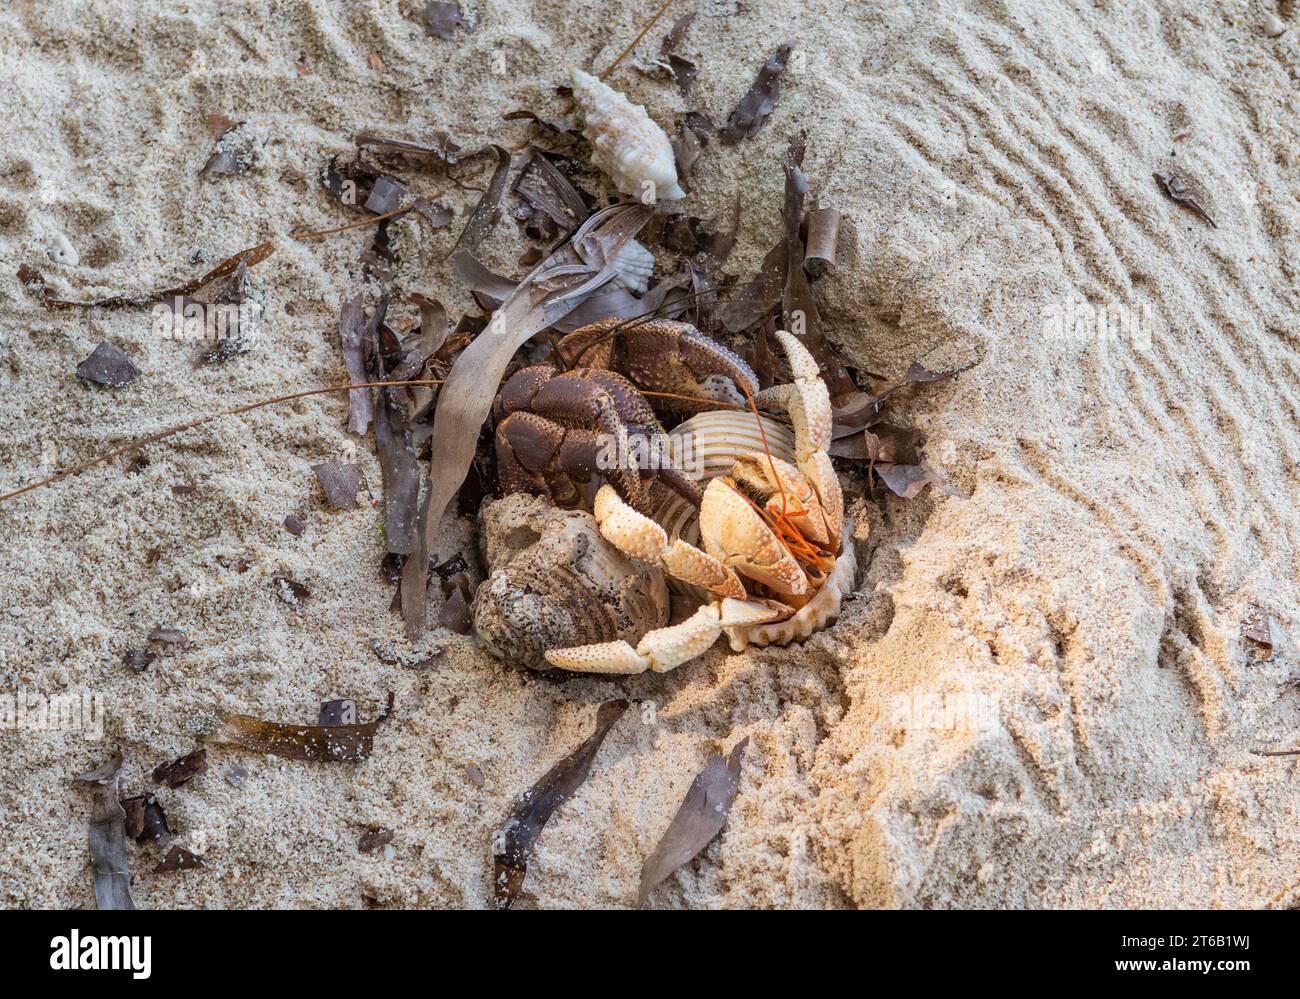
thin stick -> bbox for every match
[291,205,412,241]
[0,379,443,504]
[599,0,675,80]
[1253,749,1300,757]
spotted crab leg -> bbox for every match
[543,484,787,673]
[752,331,844,545]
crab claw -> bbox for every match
[699,478,808,596]
[593,484,745,598]
[731,452,831,548]
[751,330,843,544]
[544,598,785,673]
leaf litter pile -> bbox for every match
[13,22,976,909]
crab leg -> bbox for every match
[752,330,843,544]
[545,598,785,673]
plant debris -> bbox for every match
[76,342,139,386]
[74,754,135,910]
[720,42,794,143]
[493,699,629,909]
[1153,170,1217,228]
[122,793,172,845]
[283,514,305,536]
[207,692,395,763]
[358,828,395,853]
[338,295,374,435]
[155,846,205,872]
[153,748,208,788]
[312,461,362,509]
[319,698,358,727]
[1243,604,1274,660]
[804,206,840,278]
[637,737,747,907]
[424,1,472,39]
[272,575,311,603]
[122,649,156,672]
[148,626,186,645]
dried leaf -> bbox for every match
[666,55,699,97]
[364,175,409,215]
[76,342,139,386]
[358,828,395,853]
[205,114,240,141]
[374,392,422,555]
[399,204,652,637]
[448,144,512,262]
[208,693,395,763]
[155,846,205,872]
[122,649,156,672]
[436,575,474,634]
[1243,604,1274,660]
[876,462,943,499]
[312,461,362,509]
[661,12,697,53]
[720,43,794,143]
[272,575,311,603]
[339,295,374,435]
[424,1,469,39]
[201,146,248,179]
[493,700,629,909]
[121,793,172,845]
[804,207,840,278]
[637,737,748,907]
[148,626,186,645]
[153,748,208,788]
[1153,170,1217,228]
[283,514,306,536]
[74,754,135,910]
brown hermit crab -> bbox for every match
[472,319,855,674]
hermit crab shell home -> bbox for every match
[570,67,686,202]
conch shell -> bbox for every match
[471,493,670,670]
[570,67,685,203]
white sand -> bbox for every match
[1,0,1298,908]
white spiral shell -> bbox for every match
[570,67,686,202]
[609,239,655,294]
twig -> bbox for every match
[599,0,675,80]
[291,205,412,240]
[0,379,443,504]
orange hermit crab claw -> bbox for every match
[698,478,808,597]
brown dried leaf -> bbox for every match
[637,737,748,907]
[272,575,311,603]
[148,626,186,645]
[76,342,139,386]
[804,207,840,279]
[1243,604,1274,660]
[121,793,172,845]
[358,828,395,853]
[208,693,395,763]
[283,514,305,536]
[311,461,362,509]
[155,846,205,872]
[1153,170,1217,228]
[720,43,794,143]
[122,649,156,672]
[74,754,135,910]
[877,462,943,499]
[493,700,629,909]
[153,748,208,788]
[374,393,422,555]
[339,295,374,435]
[201,146,248,179]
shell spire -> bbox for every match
[570,67,686,203]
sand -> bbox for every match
[1,0,1298,909]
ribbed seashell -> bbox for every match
[472,493,669,671]
[723,532,856,651]
[570,68,685,202]
[609,239,655,294]
[653,410,797,550]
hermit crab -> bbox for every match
[472,319,856,674]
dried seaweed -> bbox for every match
[1153,170,1217,228]
[153,748,208,788]
[637,737,747,907]
[399,205,653,636]
[493,700,629,909]
[74,754,135,910]
[1243,604,1274,661]
[76,342,139,386]
[312,461,362,509]
[339,295,374,435]
[208,693,394,762]
[720,43,794,143]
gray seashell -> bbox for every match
[472,493,669,670]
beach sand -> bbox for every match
[1,0,1298,908]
